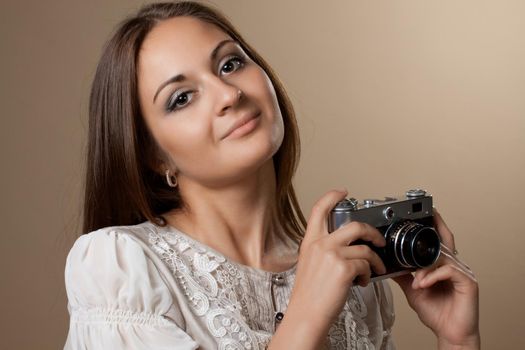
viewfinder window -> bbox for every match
[412,202,423,213]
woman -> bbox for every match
[64,2,479,349]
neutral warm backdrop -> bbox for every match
[1,0,523,349]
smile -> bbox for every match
[222,112,261,140]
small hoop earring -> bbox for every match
[165,169,178,188]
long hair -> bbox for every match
[83,1,306,243]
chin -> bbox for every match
[228,140,277,173]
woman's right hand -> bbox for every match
[268,189,388,349]
[289,189,387,324]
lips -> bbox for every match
[221,111,261,140]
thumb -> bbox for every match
[304,189,348,242]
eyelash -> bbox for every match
[165,55,246,113]
[166,90,194,113]
[219,55,245,75]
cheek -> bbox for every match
[154,118,215,170]
[257,71,285,151]
[244,67,284,127]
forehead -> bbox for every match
[139,16,231,75]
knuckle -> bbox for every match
[357,243,374,254]
[347,221,364,232]
[310,202,325,216]
[324,249,339,263]
[355,244,373,256]
[309,239,329,256]
[329,259,347,279]
[359,222,372,233]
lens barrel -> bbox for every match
[386,221,441,268]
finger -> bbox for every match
[330,221,386,248]
[412,252,475,288]
[414,267,433,280]
[433,208,456,250]
[412,267,435,288]
[305,189,348,239]
[347,259,372,287]
[338,244,386,275]
[418,264,478,289]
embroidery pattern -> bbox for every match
[327,287,376,350]
[70,307,172,326]
[146,224,375,349]
[148,228,271,349]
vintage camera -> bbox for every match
[328,189,441,282]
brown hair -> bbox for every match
[83,1,306,243]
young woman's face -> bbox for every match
[138,17,284,188]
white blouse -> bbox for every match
[64,221,396,349]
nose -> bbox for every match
[212,79,242,116]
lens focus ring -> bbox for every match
[386,221,440,269]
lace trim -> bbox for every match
[145,224,375,350]
[69,307,171,326]
[148,228,269,349]
[327,287,376,350]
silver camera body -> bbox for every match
[328,189,441,282]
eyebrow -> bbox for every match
[152,39,237,103]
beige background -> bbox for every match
[1,0,523,349]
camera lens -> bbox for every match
[411,228,441,267]
[386,221,441,268]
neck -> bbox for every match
[164,159,297,271]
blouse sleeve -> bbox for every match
[64,228,199,350]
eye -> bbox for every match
[166,90,194,112]
[220,56,245,75]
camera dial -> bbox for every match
[332,198,358,211]
[406,189,427,198]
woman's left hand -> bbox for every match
[392,209,480,349]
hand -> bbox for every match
[392,209,480,349]
[289,189,387,324]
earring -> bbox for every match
[165,169,178,188]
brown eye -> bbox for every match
[166,91,194,112]
[220,56,244,75]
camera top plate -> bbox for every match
[329,189,434,232]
